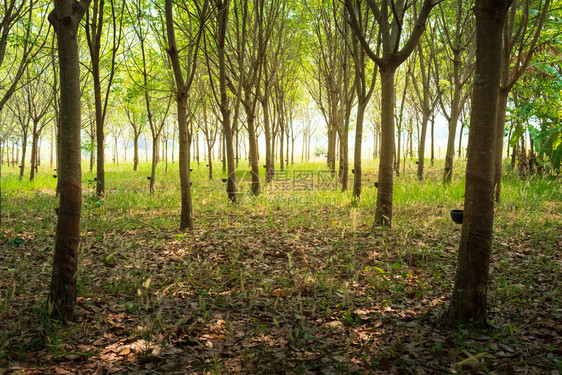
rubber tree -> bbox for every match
[335,9,356,192]
[410,27,441,181]
[346,0,378,198]
[7,92,31,179]
[229,0,265,196]
[26,65,55,182]
[307,1,345,176]
[47,0,91,323]
[164,0,208,230]
[196,90,219,180]
[258,0,287,183]
[128,0,172,194]
[202,0,238,202]
[346,0,437,227]
[124,97,146,171]
[85,0,123,196]
[493,0,550,201]
[436,0,475,183]
[447,0,513,327]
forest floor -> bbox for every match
[0,160,561,374]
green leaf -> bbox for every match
[9,238,25,246]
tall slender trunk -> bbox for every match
[222,132,226,173]
[247,113,260,196]
[327,125,336,173]
[133,134,139,171]
[443,53,462,183]
[177,101,193,230]
[417,112,430,180]
[263,97,273,183]
[150,137,157,193]
[340,120,349,191]
[114,136,118,165]
[430,115,435,166]
[196,132,199,165]
[458,121,464,158]
[30,126,39,181]
[374,68,396,226]
[19,135,27,179]
[447,0,510,326]
[93,57,105,195]
[208,145,213,180]
[353,101,366,198]
[279,120,285,170]
[286,127,290,166]
[47,0,88,323]
[89,128,94,172]
[493,89,509,201]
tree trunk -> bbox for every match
[458,121,464,158]
[93,56,105,196]
[178,102,193,230]
[430,115,435,166]
[417,112,430,180]
[133,134,139,171]
[374,68,396,227]
[327,125,336,174]
[353,101,366,198]
[89,128,94,172]
[196,132,199,166]
[493,89,509,201]
[443,53,462,183]
[30,127,38,182]
[150,137,157,193]
[208,145,213,180]
[447,0,511,326]
[263,97,273,183]
[511,141,517,168]
[47,0,89,323]
[215,0,236,202]
[247,113,260,196]
[279,120,285,170]
[114,136,118,165]
[340,120,349,191]
[19,135,27,179]
[222,131,226,173]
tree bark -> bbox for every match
[262,94,273,182]
[353,101,366,198]
[430,115,435,166]
[164,0,204,230]
[447,0,512,327]
[30,124,39,181]
[208,144,213,180]
[133,134,139,171]
[442,53,462,183]
[19,134,26,179]
[47,0,90,323]
[247,112,260,196]
[375,68,396,226]
[215,0,237,202]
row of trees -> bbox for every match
[3,1,558,196]
[0,0,559,326]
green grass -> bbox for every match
[1,157,559,234]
